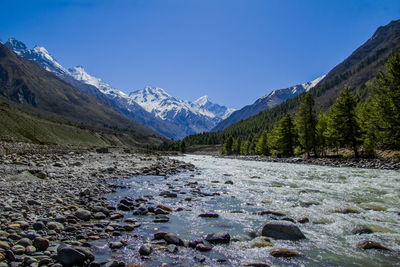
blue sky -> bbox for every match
[1,0,399,108]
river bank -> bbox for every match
[0,143,194,266]
[217,154,400,170]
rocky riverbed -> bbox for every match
[0,144,194,266]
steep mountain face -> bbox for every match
[5,38,235,139]
[129,87,235,136]
[0,43,160,141]
[213,75,325,131]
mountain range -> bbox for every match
[4,38,234,139]
[212,75,325,131]
[0,41,162,146]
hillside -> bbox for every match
[184,19,400,145]
[0,43,164,146]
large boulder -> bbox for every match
[57,247,86,266]
[261,221,306,240]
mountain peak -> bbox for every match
[5,37,28,55]
[194,95,210,106]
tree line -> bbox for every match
[221,54,400,158]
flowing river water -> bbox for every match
[93,155,400,266]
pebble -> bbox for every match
[261,221,306,240]
[139,243,153,256]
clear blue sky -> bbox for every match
[1,0,399,108]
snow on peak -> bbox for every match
[69,66,128,98]
[194,95,210,106]
[5,37,29,55]
[302,75,326,91]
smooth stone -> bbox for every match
[11,245,25,255]
[57,247,87,266]
[259,210,286,216]
[163,233,184,246]
[25,245,36,255]
[33,237,50,251]
[32,222,45,231]
[17,238,32,247]
[225,180,234,184]
[0,241,10,250]
[243,262,270,267]
[297,217,309,224]
[261,221,306,240]
[109,241,124,249]
[94,212,107,220]
[270,248,303,257]
[154,232,167,240]
[204,232,231,244]
[139,243,152,256]
[195,243,212,252]
[157,204,173,212]
[356,241,391,250]
[75,209,92,221]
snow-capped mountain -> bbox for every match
[5,37,235,139]
[129,87,235,135]
[212,75,325,131]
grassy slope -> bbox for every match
[0,103,158,147]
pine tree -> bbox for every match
[274,113,297,156]
[232,138,241,154]
[255,130,269,156]
[223,136,234,155]
[296,93,317,157]
[316,112,328,156]
[327,87,360,157]
[371,53,400,147]
[180,140,186,153]
[356,99,377,157]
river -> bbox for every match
[92,154,400,266]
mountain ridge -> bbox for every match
[212,75,325,131]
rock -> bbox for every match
[16,238,32,247]
[57,247,87,266]
[247,237,274,248]
[296,217,309,224]
[163,233,184,246]
[154,232,167,240]
[356,241,391,250]
[47,221,64,232]
[109,241,125,249]
[352,227,373,235]
[259,210,286,216]
[132,207,148,216]
[159,191,178,198]
[27,199,41,205]
[154,208,169,215]
[33,221,45,231]
[270,248,303,257]
[167,244,178,253]
[96,147,109,153]
[25,245,36,254]
[33,237,50,251]
[195,243,212,252]
[157,204,173,212]
[204,232,231,244]
[75,208,92,221]
[261,221,306,240]
[225,180,234,184]
[139,243,152,256]
[94,212,107,220]
[11,245,25,255]
[199,213,219,218]
[117,204,131,211]
[0,241,10,250]
[336,208,360,214]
